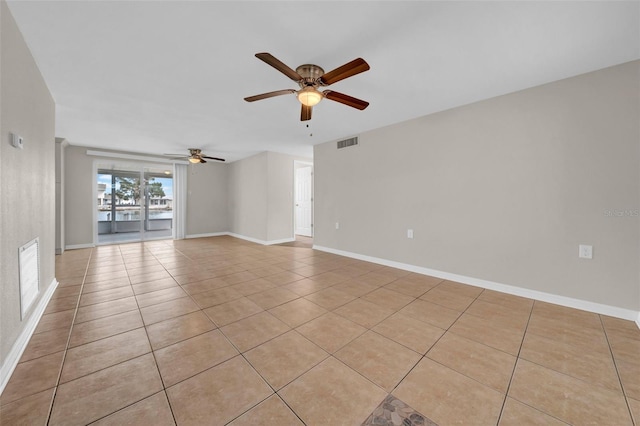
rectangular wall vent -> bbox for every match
[337,137,358,149]
[19,237,40,319]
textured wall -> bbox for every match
[314,61,640,311]
[0,0,56,362]
[186,161,228,236]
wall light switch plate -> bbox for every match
[335,222,340,230]
[579,244,593,259]
[407,229,414,239]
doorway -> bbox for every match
[97,165,174,244]
[294,161,313,238]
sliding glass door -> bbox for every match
[97,165,174,244]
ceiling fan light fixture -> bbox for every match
[188,157,201,164]
[297,87,323,107]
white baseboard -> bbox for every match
[313,245,640,325]
[0,278,59,396]
[226,233,295,246]
[185,232,228,239]
[65,243,94,250]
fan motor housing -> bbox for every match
[296,64,324,86]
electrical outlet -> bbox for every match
[10,133,23,149]
[579,244,593,259]
[407,229,414,239]
[335,222,340,230]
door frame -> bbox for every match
[293,160,314,238]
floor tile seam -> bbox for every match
[412,292,474,314]
[245,293,304,311]
[68,316,146,349]
[501,397,572,425]
[222,392,284,426]
[0,357,63,409]
[86,264,129,271]
[515,351,626,395]
[136,291,198,310]
[600,318,640,334]
[79,292,135,308]
[154,343,241,390]
[217,317,292,354]
[126,271,175,282]
[599,314,637,419]
[81,283,133,294]
[456,307,529,329]
[200,303,260,329]
[442,329,522,359]
[240,337,329,392]
[147,318,220,352]
[288,355,393,426]
[329,302,396,329]
[83,278,131,288]
[73,305,140,325]
[265,310,329,330]
[46,246,96,425]
[387,326,455,397]
[529,314,610,334]
[467,294,535,314]
[299,321,370,356]
[81,387,170,425]
[419,355,510,405]
[127,269,181,426]
[494,297,536,425]
[422,283,484,302]
[58,350,153,386]
[366,325,440,356]
[463,292,535,313]
[123,261,164,270]
[522,328,613,356]
[334,340,423,392]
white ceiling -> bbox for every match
[6,1,639,162]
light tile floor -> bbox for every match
[1,236,639,425]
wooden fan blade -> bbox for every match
[319,58,370,86]
[244,89,296,102]
[324,91,369,110]
[201,156,226,162]
[199,158,207,163]
[255,53,302,81]
[301,104,312,121]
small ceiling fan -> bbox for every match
[164,148,225,164]
[244,52,370,121]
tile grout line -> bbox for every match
[46,247,94,426]
[130,242,181,426]
[493,301,580,426]
[598,314,637,425]
[494,297,536,425]
[374,286,477,425]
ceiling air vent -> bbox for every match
[337,137,358,149]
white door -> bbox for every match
[295,166,313,237]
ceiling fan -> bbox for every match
[244,52,370,121]
[164,148,225,164]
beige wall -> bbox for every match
[228,151,312,243]
[227,152,269,241]
[186,161,228,236]
[314,61,640,311]
[64,145,94,247]
[0,0,56,362]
